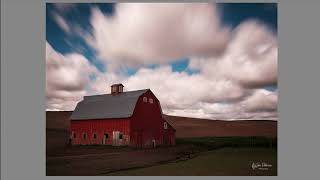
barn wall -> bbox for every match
[130,90,175,148]
[70,118,130,145]
[164,123,176,146]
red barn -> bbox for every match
[70,83,176,148]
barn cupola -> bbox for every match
[111,83,124,95]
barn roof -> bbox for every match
[70,89,149,120]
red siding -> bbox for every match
[70,118,130,145]
[130,90,175,148]
[69,89,175,148]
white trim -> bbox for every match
[164,122,168,129]
[118,85,123,92]
[143,97,148,102]
[112,86,117,93]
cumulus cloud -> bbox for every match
[121,66,275,120]
[46,41,130,111]
[241,88,277,113]
[46,42,100,110]
[123,66,247,109]
[52,12,71,34]
[46,53,277,119]
[189,20,278,88]
[164,88,277,120]
[46,3,278,120]
[85,3,230,71]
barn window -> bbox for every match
[93,133,97,139]
[149,98,153,104]
[143,97,147,102]
[83,133,87,139]
[112,86,117,93]
[164,122,168,129]
[119,133,123,139]
[118,85,123,92]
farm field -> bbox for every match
[46,111,277,176]
[46,145,193,176]
[109,147,277,176]
[46,136,277,176]
[163,114,277,138]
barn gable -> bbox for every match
[70,89,149,120]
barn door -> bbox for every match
[113,131,120,146]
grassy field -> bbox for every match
[46,136,277,176]
[46,111,277,176]
[108,137,277,176]
[109,147,277,176]
[176,136,277,150]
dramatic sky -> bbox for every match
[46,3,278,120]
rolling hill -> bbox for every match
[46,111,277,137]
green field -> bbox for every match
[109,137,277,176]
[176,136,277,150]
[109,147,277,176]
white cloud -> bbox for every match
[46,46,277,119]
[46,42,131,111]
[121,66,276,120]
[53,12,71,34]
[46,4,278,120]
[165,88,277,120]
[123,66,247,109]
[241,88,278,113]
[189,20,278,88]
[46,42,99,110]
[86,3,230,71]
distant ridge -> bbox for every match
[162,114,277,122]
[46,111,277,121]
[46,111,277,138]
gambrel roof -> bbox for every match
[70,89,149,120]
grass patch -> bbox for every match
[176,136,277,151]
[109,147,277,176]
[108,137,278,176]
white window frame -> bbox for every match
[71,131,75,139]
[164,122,168,129]
[112,86,117,93]
[149,98,153,104]
[118,86,123,92]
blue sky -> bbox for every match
[46,3,278,119]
